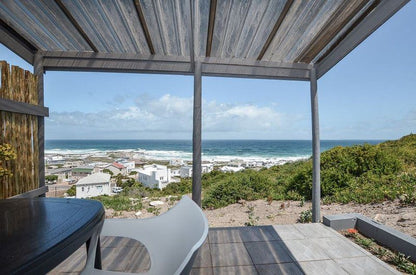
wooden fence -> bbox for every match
[0,61,40,198]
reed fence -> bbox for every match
[0,61,39,198]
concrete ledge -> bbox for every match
[323,213,416,261]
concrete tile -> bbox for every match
[255,263,304,275]
[245,241,294,264]
[239,226,281,242]
[283,239,331,262]
[298,259,348,275]
[311,237,366,259]
[209,228,244,243]
[335,256,400,274]
[190,267,214,275]
[210,243,253,267]
[293,224,335,239]
[272,225,305,240]
[213,265,258,275]
[193,241,212,268]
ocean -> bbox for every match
[45,139,383,163]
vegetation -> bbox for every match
[92,195,142,212]
[91,134,416,212]
[45,175,58,182]
[298,209,312,223]
[0,143,16,178]
[344,230,416,274]
[66,185,76,196]
[200,134,416,208]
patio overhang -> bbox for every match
[0,0,410,221]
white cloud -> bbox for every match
[46,94,297,139]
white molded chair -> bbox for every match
[81,196,209,275]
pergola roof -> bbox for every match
[0,0,409,80]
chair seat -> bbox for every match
[81,196,208,275]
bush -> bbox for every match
[66,185,76,196]
[92,195,142,211]
[298,209,312,223]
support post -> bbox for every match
[34,52,45,192]
[310,66,320,222]
[192,61,202,207]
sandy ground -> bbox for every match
[104,195,416,238]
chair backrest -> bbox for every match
[98,196,208,275]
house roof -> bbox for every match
[111,162,125,169]
[72,167,93,173]
[0,0,409,80]
[76,172,111,186]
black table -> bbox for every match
[0,198,104,274]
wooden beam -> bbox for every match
[0,98,49,117]
[316,0,410,78]
[310,66,320,223]
[294,0,369,63]
[40,52,312,78]
[133,0,155,55]
[9,186,48,198]
[54,0,98,52]
[34,53,45,191]
[205,0,217,57]
[257,0,293,61]
[40,51,311,80]
[192,61,202,206]
[0,18,36,64]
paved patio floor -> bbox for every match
[50,223,399,275]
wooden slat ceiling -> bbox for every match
[0,0,409,79]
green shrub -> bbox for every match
[298,209,312,223]
[92,195,142,211]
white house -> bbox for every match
[202,163,214,174]
[180,166,192,178]
[105,162,127,176]
[169,159,184,166]
[138,164,171,189]
[180,164,213,178]
[76,173,111,198]
[220,165,245,173]
[119,160,135,173]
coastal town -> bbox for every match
[45,150,293,198]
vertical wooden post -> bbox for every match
[310,66,321,222]
[34,52,45,191]
[192,61,202,207]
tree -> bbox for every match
[103,169,113,176]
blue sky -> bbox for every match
[1,2,415,140]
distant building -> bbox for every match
[171,168,180,177]
[169,159,184,166]
[202,163,214,174]
[138,164,171,189]
[220,165,244,173]
[180,166,192,178]
[76,173,111,198]
[180,164,213,178]
[105,162,127,176]
[118,161,135,173]
[72,166,94,180]
[46,167,72,184]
